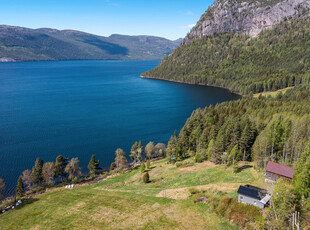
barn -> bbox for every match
[265,161,294,183]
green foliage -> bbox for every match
[110,162,116,171]
[16,176,24,197]
[140,163,146,172]
[142,172,150,183]
[31,158,43,186]
[268,179,297,229]
[146,160,150,169]
[65,158,82,181]
[143,19,310,95]
[293,142,310,199]
[87,154,100,177]
[130,141,143,163]
[168,85,310,168]
[54,155,68,179]
[194,153,203,163]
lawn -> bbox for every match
[0,160,264,229]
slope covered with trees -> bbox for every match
[143,18,310,95]
[166,85,310,168]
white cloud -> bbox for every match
[180,24,196,29]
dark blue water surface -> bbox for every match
[0,60,241,195]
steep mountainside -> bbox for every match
[183,0,310,44]
[0,26,181,61]
[143,0,310,95]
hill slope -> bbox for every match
[0,159,262,229]
[142,0,310,95]
[0,26,181,61]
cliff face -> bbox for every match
[182,0,310,45]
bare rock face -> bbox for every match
[182,0,310,45]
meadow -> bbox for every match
[0,159,264,229]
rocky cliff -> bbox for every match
[182,0,310,45]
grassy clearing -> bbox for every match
[0,159,263,229]
[253,87,294,98]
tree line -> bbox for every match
[0,141,166,200]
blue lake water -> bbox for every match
[0,60,241,195]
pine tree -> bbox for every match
[31,157,43,186]
[87,154,100,177]
[16,176,24,197]
[55,155,68,180]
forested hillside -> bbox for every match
[0,26,181,61]
[166,85,310,168]
[143,18,310,94]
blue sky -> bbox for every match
[0,0,214,40]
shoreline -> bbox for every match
[141,75,243,97]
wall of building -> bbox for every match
[238,194,264,209]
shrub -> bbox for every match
[110,162,116,171]
[216,197,232,216]
[194,153,203,163]
[227,200,261,227]
[146,160,150,169]
[142,172,150,183]
[233,165,239,173]
[0,197,15,209]
[140,163,146,172]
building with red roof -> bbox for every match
[265,161,294,183]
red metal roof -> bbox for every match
[266,161,294,179]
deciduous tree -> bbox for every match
[115,148,128,170]
[65,158,82,181]
[42,162,55,186]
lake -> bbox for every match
[0,60,241,195]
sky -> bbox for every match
[0,0,214,40]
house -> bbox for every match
[265,161,294,183]
[237,185,271,209]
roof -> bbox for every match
[237,185,263,200]
[260,194,272,205]
[265,161,294,179]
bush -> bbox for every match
[194,153,203,163]
[216,197,232,216]
[140,163,146,172]
[72,177,79,184]
[175,160,194,168]
[227,200,261,227]
[0,197,15,209]
[233,165,239,173]
[110,162,116,171]
[142,172,150,183]
[146,160,150,169]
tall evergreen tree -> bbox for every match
[87,154,100,176]
[54,155,68,180]
[16,176,24,197]
[31,157,43,186]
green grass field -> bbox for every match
[0,160,264,229]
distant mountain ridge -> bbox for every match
[0,25,182,62]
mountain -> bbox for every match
[142,0,310,95]
[0,25,182,61]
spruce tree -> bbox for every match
[88,154,100,176]
[31,157,43,186]
[16,176,24,197]
[55,155,68,180]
